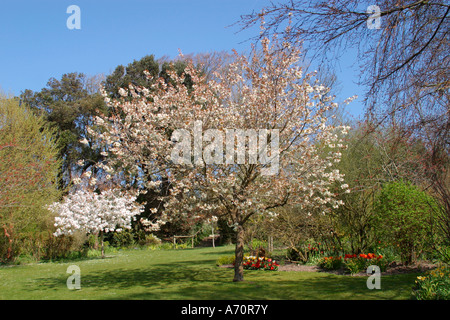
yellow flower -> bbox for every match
[417,276,426,281]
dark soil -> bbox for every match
[219,260,438,276]
[279,260,438,276]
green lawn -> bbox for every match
[0,245,419,300]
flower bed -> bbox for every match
[412,264,450,300]
[319,256,343,270]
[319,253,388,274]
[242,256,280,271]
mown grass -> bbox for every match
[0,245,419,300]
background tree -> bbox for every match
[0,94,61,263]
[20,73,107,190]
[103,55,160,99]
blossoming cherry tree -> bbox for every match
[90,35,351,280]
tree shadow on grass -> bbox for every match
[266,272,417,300]
[30,259,233,298]
[30,258,418,300]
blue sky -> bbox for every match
[0,0,366,119]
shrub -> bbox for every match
[158,243,175,250]
[435,245,450,265]
[286,247,303,262]
[42,234,75,260]
[412,264,450,300]
[109,229,135,248]
[248,238,267,255]
[374,180,441,264]
[142,234,162,246]
[0,227,20,264]
[216,255,235,266]
[15,230,88,263]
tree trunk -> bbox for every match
[233,224,245,282]
[211,223,215,248]
[100,231,105,258]
[268,235,273,253]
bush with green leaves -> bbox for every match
[109,229,136,248]
[435,245,450,264]
[373,180,441,264]
[216,255,236,266]
[140,234,162,247]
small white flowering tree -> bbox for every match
[48,188,143,258]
